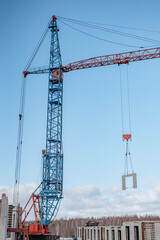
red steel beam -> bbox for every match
[7,228,28,233]
[63,47,160,72]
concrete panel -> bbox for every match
[155,222,160,240]
[122,173,137,190]
[0,194,8,240]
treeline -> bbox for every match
[49,215,160,237]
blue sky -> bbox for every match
[1,0,160,218]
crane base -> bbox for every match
[21,234,60,240]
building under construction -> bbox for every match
[0,194,60,240]
[77,222,160,240]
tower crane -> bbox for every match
[12,15,160,235]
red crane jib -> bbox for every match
[63,47,160,72]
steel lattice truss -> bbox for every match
[63,47,160,71]
[26,47,160,76]
[40,16,63,226]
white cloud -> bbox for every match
[0,186,13,203]
[1,177,160,221]
[0,183,38,221]
[58,177,160,218]
[65,185,101,199]
[0,183,38,206]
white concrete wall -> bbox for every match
[0,195,8,240]
[155,222,160,240]
[122,221,142,240]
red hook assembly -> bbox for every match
[123,134,132,141]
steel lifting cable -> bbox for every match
[57,16,160,34]
[13,25,49,206]
[124,139,134,175]
[119,65,134,175]
[58,16,160,48]
[120,66,137,190]
[24,26,49,71]
[126,65,132,134]
[119,65,132,135]
[13,74,26,206]
[119,66,124,135]
[59,19,142,49]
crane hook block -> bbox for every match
[123,134,132,141]
[42,149,46,154]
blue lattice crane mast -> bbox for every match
[40,15,63,226]
[19,15,63,232]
